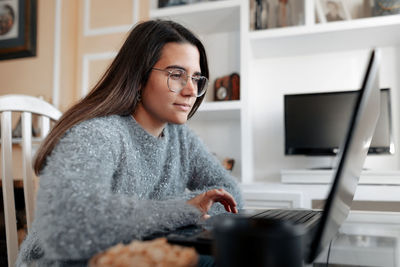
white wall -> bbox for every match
[249,47,400,182]
[188,30,242,179]
[201,31,241,102]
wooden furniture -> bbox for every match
[0,95,61,267]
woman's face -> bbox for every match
[135,42,201,131]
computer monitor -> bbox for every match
[284,88,394,156]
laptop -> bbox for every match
[161,48,381,264]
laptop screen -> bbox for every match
[308,49,381,263]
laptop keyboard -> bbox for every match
[252,209,322,225]
[165,209,322,247]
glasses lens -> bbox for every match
[196,77,208,97]
[167,69,185,93]
[167,69,208,97]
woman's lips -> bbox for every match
[174,103,191,111]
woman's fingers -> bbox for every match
[215,189,237,211]
[220,200,231,213]
[207,189,237,213]
[187,188,239,217]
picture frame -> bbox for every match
[0,0,37,61]
[315,0,351,23]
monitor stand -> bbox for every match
[309,157,337,170]
[309,167,369,171]
[310,167,333,170]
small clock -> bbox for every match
[216,86,228,100]
[214,73,240,101]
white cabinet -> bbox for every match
[250,11,400,58]
[150,0,253,183]
[150,0,400,184]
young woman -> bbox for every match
[17,19,243,266]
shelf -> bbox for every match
[281,169,400,185]
[192,100,241,120]
[150,0,241,35]
[250,15,400,58]
[198,100,241,112]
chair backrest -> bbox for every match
[0,94,62,267]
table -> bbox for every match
[312,211,400,267]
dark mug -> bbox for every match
[212,216,305,267]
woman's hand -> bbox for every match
[187,188,238,219]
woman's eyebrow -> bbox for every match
[165,65,184,71]
[166,65,202,76]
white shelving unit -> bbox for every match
[281,169,400,185]
[150,0,400,184]
[150,0,241,34]
[194,101,241,120]
[250,14,400,58]
[150,0,253,183]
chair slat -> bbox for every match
[1,111,18,267]
[0,95,61,120]
[22,112,35,230]
[40,116,50,139]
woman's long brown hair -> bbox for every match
[34,20,209,175]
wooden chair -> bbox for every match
[0,95,61,266]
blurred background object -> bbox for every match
[373,0,400,16]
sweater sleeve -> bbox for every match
[184,128,244,216]
[33,123,202,261]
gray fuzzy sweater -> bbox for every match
[16,115,243,266]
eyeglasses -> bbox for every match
[152,67,208,97]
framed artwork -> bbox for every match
[315,0,351,23]
[0,0,37,61]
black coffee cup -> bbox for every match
[213,216,305,267]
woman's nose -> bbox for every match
[181,78,197,97]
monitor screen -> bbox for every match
[284,88,394,156]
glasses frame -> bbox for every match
[152,67,208,97]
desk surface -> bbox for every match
[313,211,400,267]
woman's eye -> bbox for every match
[170,71,184,79]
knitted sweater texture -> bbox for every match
[16,115,243,266]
